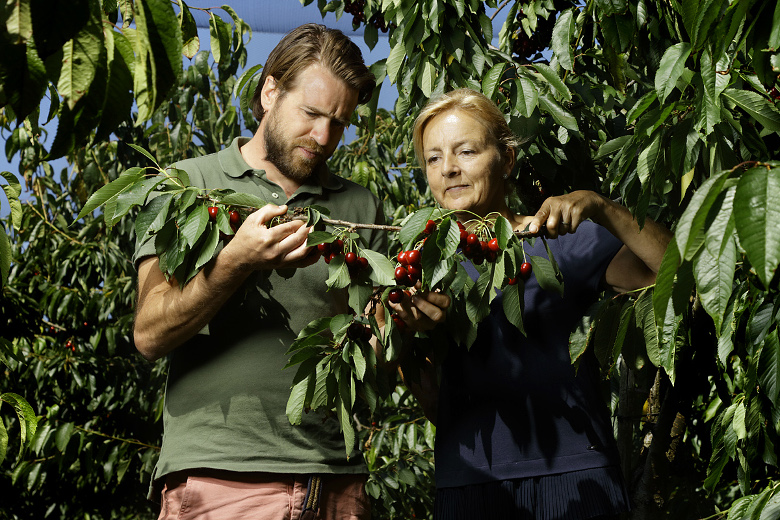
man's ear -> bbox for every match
[260,76,279,112]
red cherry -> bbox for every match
[388,288,404,303]
[345,252,358,266]
[486,250,497,263]
[392,314,408,332]
[229,210,241,226]
[406,249,421,265]
[348,322,368,341]
[480,241,489,255]
[358,257,368,270]
[65,340,73,349]
[208,206,218,221]
[456,220,465,230]
[424,219,437,235]
[519,262,532,280]
[407,264,422,281]
[332,239,344,254]
[317,243,331,256]
[488,238,500,252]
[466,233,479,246]
[395,266,408,282]
[398,250,409,265]
[507,277,517,285]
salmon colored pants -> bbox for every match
[156,470,371,520]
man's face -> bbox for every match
[262,63,359,183]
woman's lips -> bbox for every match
[445,184,469,193]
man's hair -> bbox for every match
[412,88,521,173]
[251,23,376,121]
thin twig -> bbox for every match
[26,202,86,247]
[490,0,513,21]
[75,425,161,451]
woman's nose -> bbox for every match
[441,155,459,177]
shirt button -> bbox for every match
[272,193,279,199]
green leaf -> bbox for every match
[634,288,659,367]
[127,143,160,168]
[501,281,525,335]
[1,171,22,230]
[75,167,145,221]
[133,0,183,124]
[511,76,539,118]
[54,422,74,453]
[386,40,406,85]
[551,9,575,71]
[399,207,434,247]
[326,254,351,289]
[637,129,662,187]
[0,227,9,289]
[208,12,230,65]
[734,165,780,288]
[0,411,7,465]
[481,62,505,101]
[527,254,564,296]
[57,10,103,110]
[758,329,780,407]
[181,204,208,248]
[217,192,267,209]
[135,192,173,239]
[626,90,658,124]
[569,300,606,366]
[694,235,736,333]
[723,89,780,132]
[0,393,38,460]
[538,91,579,131]
[533,63,572,101]
[362,248,395,286]
[655,42,692,104]
[675,168,730,261]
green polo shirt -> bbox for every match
[134,137,386,493]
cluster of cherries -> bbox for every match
[511,9,556,62]
[456,220,533,284]
[343,0,392,32]
[208,206,242,232]
[347,321,373,342]
[316,239,370,276]
[457,221,501,264]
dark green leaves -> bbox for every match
[734,164,780,289]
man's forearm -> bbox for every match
[133,248,251,361]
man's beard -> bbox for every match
[264,109,328,184]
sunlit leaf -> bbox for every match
[655,42,691,104]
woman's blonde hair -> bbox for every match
[412,88,521,172]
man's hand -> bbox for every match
[222,204,318,271]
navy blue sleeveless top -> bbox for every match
[435,221,624,487]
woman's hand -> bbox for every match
[527,190,608,239]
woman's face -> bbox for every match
[422,109,513,218]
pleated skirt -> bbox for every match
[434,466,630,520]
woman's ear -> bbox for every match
[502,147,516,179]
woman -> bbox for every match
[409,89,671,519]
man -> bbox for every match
[133,24,382,519]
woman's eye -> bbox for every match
[427,156,440,165]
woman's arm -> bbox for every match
[528,190,672,293]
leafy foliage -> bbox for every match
[1,0,780,519]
